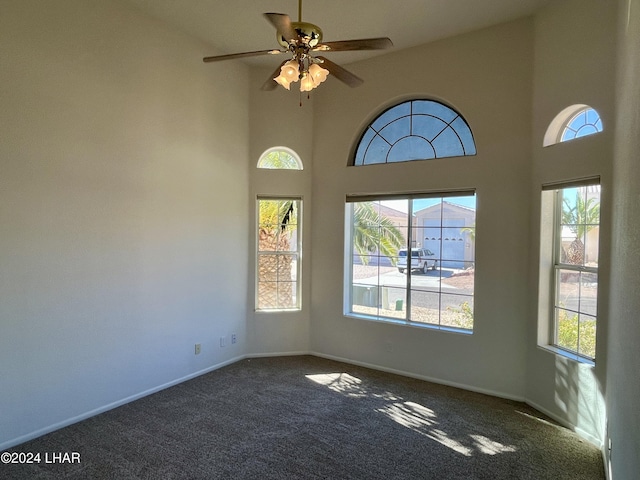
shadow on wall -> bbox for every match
[554,356,605,445]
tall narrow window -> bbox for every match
[257,197,301,311]
[345,193,476,332]
[545,182,600,361]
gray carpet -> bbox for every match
[3,355,604,479]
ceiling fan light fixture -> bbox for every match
[281,59,300,80]
[299,72,316,92]
[274,75,292,90]
[203,1,393,97]
[308,63,329,84]
[274,59,300,89]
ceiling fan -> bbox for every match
[203,0,393,93]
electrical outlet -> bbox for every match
[231,334,237,344]
[220,336,226,347]
[194,344,201,355]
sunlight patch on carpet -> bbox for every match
[305,373,367,397]
[377,402,437,429]
[469,434,517,455]
[377,402,473,456]
[307,372,521,459]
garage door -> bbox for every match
[422,219,466,269]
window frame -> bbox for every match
[256,196,302,312]
[542,179,601,363]
[543,104,603,147]
[351,99,476,166]
[257,147,303,170]
[344,191,476,333]
[560,107,603,143]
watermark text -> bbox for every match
[1,451,81,464]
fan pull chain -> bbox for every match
[298,90,311,107]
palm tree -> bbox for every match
[460,223,476,242]
[258,200,404,307]
[561,188,600,265]
[352,202,405,265]
[257,199,298,308]
[258,150,300,169]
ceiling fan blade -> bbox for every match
[264,13,297,43]
[203,49,285,62]
[313,37,393,52]
[261,60,289,91]
[316,56,363,88]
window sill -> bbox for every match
[255,308,302,314]
[539,345,595,366]
[344,312,473,335]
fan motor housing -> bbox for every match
[277,21,323,47]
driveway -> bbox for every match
[356,268,463,291]
[353,268,473,312]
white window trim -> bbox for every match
[257,146,303,170]
[543,104,603,147]
[256,196,302,312]
[351,99,477,166]
[538,178,600,364]
[344,191,476,333]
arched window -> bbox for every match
[561,107,603,142]
[257,147,303,170]
[543,105,603,147]
[352,99,476,166]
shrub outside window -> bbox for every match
[345,193,476,332]
[257,197,301,311]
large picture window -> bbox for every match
[345,192,476,331]
[257,197,301,311]
[546,182,601,361]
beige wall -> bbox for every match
[3,0,638,470]
[0,0,250,448]
[608,0,640,477]
[246,69,315,355]
[308,18,534,398]
[527,0,616,446]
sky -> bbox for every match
[382,195,476,214]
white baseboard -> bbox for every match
[0,354,245,452]
[245,351,311,358]
[310,351,525,402]
[314,352,607,450]
[602,448,611,480]
[3,352,315,451]
[2,351,603,454]
[524,399,603,448]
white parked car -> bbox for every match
[397,248,438,274]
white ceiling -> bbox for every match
[124,0,552,67]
